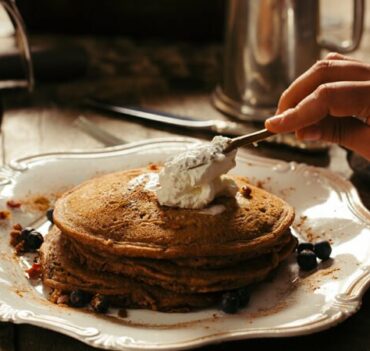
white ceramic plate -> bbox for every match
[0,138,370,351]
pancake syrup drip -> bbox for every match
[155,136,238,209]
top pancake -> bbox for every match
[53,167,294,259]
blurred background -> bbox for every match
[16,0,226,41]
[0,0,368,166]
[0,2,370,350]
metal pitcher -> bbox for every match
[213,0,365,122]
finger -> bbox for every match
[275,52,360,114]
[266,81,370,133]
[324,52,360,62]
[276,59,370,114]
[297,117,370,161]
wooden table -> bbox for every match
[1,5,370,350]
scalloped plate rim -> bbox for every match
[0,136,369,351]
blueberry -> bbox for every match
[69,290,91,307]
[90,294,110,313]
[20,227,35,240]
[23,230,44,251]
[297,242,314,253]
[236,287,250,309]
[46,208,54,224]
[220,292,240,314]
[314,241,332,261]
[297,250,318,271]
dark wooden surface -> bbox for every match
[1,3,370,350]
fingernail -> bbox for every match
[299,127,322,141]
[265,113,285,127]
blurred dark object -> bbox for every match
[16,0,225,42]
[347,151,370,180]
[0,45,87,83]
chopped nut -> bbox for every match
[56,294,70,305]
[26,263,42,279]
[6,200,21,209]
[90,294,109,313]
[13,223,23,231]
[49,289,63,304]
[9,224,23,249]
[14,241,25,254]
[10,230,22,247]
[148,163,159,171]
[241,186,252,198]
[0,210,11,220]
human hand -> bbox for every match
[265,53,370,160]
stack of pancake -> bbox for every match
[40,166,296,312]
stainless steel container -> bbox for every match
[213,0,365,121]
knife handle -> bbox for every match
[224,129,274,153]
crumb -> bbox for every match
[50,191,65,200]
[22,195,50,212]
[26,263,42,279]
[256,180,264,189]
[14,289,24,298]
[321,267,340,276]
[305,227,314,242]
[6,200,21,209]
[0,210,11,220]
[248,300,288,318]
[148,163,159,171]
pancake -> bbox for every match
[53,167,295,259]
[42,166,297,312]
[41,227,296,311]
[40,229,218,312]
[63,228,296,293]
[68,227,293,270]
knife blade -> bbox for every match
[85,97,255,137]
[85,97,328,152]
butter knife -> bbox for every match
[86,97,248,136]
[86,98,328,152]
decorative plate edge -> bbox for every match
[0,137,369,350]
[0,295,366,351]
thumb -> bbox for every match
[297,117,370,161]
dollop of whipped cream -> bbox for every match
[155,136,238,209]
